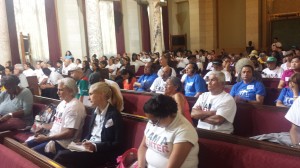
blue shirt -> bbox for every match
[184,74,207,97]
[276,88,298,107]
[230,80,266,101]
[135,73,158,92]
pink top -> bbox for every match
[280,69,294,87]
[177,92,193,124]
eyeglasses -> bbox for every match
[148,118,160,126]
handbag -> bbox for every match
[116,148,138,168]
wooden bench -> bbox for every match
[262,78,280,88]
[27,76,39,95]
[0,133,64,168]
[6,96,146,168]
[6,95,300,168]
[234,102,290,137]
[197,128,300,168]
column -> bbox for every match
[0,0,11,65]
[148,0,163,54]
[189,0,200,51]
[86,0,103,57]
[246,0,259,49]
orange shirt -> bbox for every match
[123,77,137,90]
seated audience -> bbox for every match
[75,59,82,68]
[182,63,207,97]
[131,53,145,73]
[187,55,203,72]
[54,82,123,168]
[114,57,122,68]
[4,60,12,68]
[276,73,300,107]
[40,68,63,99]
[164,76,193,123]
[91,62,100,73]
[89,72,124,111]
[0,75,33,131]
[281,50,293,71]
[250,56,263,71]
[257,52,268,65]
[262,57,284,78]
[134,62,158,92]
[204,59,232,82]
[46,61,56,72]
[82,60,92,78]
[34,61,45,83]
[121,69,136,90]
[69,67,89,103]
[25,78,86,159]
[106,57,117,79]
[138,94,199,168]
[99,60,108,69]
[150,66,171,94]
[23,62,36,76]
[55,60,63,74]
[14,64,29,88]
[175,51,189,75]
[191,71,236,134]
[230,65,266,104]
[62,56,77,75]
[235,58,262,82]
[157,54,177,77]
[4,66,13,76]
[278,56,300,88]
[115,56,132,88]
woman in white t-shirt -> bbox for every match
[138,95,199,168]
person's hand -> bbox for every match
[134,82,141,87]
[34,134,49,142]
[0,114,12,123]
[82,141,96,152]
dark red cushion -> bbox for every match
[123,93,151,116]
[0,144,39,168]
[198,138,300,168]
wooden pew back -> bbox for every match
[233,103,290,137]
[197,128,300,168]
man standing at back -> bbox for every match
[191,71,236,134]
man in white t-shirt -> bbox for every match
[262,56,284,78]
[26,78,86,158]
[62,56,77,75]
[191,71,236,134]
[106,57,117,79]
[150,66,171,94]
[285,97,300,147]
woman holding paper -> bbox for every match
[54,82,123,168]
